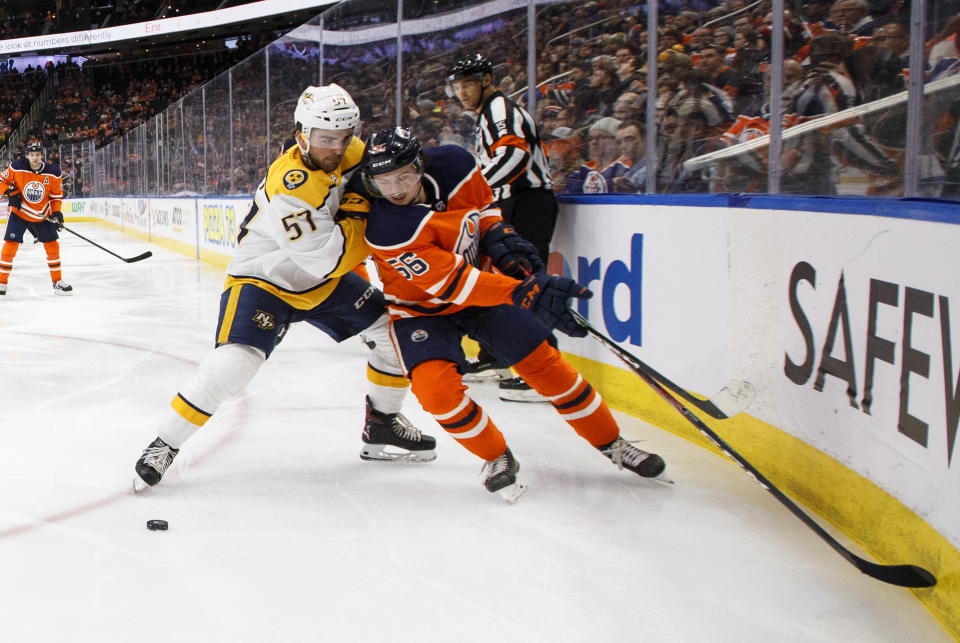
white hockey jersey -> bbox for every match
[225,138,370,309]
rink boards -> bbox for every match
[54,193,960,635]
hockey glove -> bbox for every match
[4,187,21,211]
[480,221,545,278]
[512,273,592,337]
[50,211,64,230]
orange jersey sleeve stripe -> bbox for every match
[488,134,530,154]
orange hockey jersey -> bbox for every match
[351,145,520,318]
[0,159,64,223]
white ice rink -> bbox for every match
[0,224,949,642]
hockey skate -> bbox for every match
[360,396,437,463]
[481,448,526,503]
[133,437,179,492]
[599,436,672,483]
[0,284,6,296]
[462,355,511,383]
[52,280,73,296]
[497,377,548,403]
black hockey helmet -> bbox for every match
[445,54,493,96]
[361,127,423,197]
[24,142,43,154]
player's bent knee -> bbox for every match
[197,343,266,399]
[410,360,465,413]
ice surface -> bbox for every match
[0,225,949,642]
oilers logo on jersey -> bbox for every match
[453,211,481,267]
[23,181,45,203]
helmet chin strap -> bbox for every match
[296,133,319,171]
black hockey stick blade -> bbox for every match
[568,310,937,588]
[58,223,153,263]
[121,250,153,263]
[568,309,755,419]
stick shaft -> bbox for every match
[572,312,935,587]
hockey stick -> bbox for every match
[570,309,937,588]
[57,223,153,263]
[569,307,755,419]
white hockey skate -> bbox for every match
[52,280,73,296]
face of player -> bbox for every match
[26,151,43,167]
[450,77,486,112]
[299,128,354,172]
[371,164,423,206]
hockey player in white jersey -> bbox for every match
[134,85,435,490]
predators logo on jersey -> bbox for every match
[283,169,307,190]
[252,310,276,330]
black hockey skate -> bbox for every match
[497,376,548,403]
[462,354,510,383]
[481,448,526,503]
[360,397,437,463]
[133,437,179,491]
[599,437,671,483]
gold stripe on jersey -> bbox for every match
[224,219,370,310]
[366,364,409,388]
[171,393,212,427]
[223,275,340,310]
[263,137,365,207]
[340,191,371,215]
[329,217,371,278]
[217,284,243,344]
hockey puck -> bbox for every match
[146,519,169,531]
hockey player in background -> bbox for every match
[352,127,668,502]
[446,54,560,402]
[0,142,71,296]
[133,85,436,490]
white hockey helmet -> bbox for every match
[294,84,361,140]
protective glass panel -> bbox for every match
[400,0,528,151]
[266,24,323,159]
[230,49,269,195]
[921,1,960,197]
[317,0,399,135]
[181,91,206,195]
[203,73,233,195]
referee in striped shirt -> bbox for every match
[446,54,557,402]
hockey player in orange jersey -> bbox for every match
[0,142,72,296]
[352,128,669,502]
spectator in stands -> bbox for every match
[872,23,910,69]
[662,98,723,192]
[847,46,906,104]
[612,120,647,193]
[784,33,899,195]
[801,0,834,26]
[929,15,960,67]
[612,91,644,122]
[830,0,878,37]
[714,27,735,49]
[613,46,642,90]
[562,117,633,193]
[697,44,743,105]
[688,27,714,54]
[543,127,584,194]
